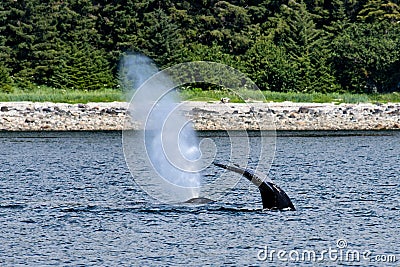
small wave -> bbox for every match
[0,203,27,210]
[59,205,99,213]
[20,219,35,223]
[8,201,290,215]
[210,206,262,212]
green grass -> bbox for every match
[180,88,400,104]
[0,86,124,103]
[1,86,400,104]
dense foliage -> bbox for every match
[1,0,400,93]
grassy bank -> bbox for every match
[1,86,400,104]
[179,88,400,104]
[0,87,124,103]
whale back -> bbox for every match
[213,162,295,211]
[184,197,214,204]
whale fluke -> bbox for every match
[213,162,295,211]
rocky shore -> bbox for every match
[0,101,399,131]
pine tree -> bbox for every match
[0,1,11,69]
[213,1,251,53]
[0,63,13,93]
[47,0,115,90]
[0,0,399,94]
[358,0,400,23]
[96,0,141,61]
[344,0,369,21]
[2,0,63,88]
[137,7,183,67]
[28,1,63,86]
[244,38,297,92]
[268,0,339,92]
[3,0,37,88]
[303,0,330,27]
[56,0,100,45]
[331,21,400,93]
[51,42,114,90]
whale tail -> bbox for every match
[213,162,296,211]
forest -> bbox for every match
[1,0,400,95]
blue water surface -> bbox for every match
[0,131,399,266]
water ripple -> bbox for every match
[0,131,399,266]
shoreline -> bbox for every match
[0,101,399,131]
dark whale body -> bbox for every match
[213,162,295,211]
[184,197,214,204]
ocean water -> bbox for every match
[0,131,398,266]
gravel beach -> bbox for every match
[0,101,399,131]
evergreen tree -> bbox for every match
[0,63,13,93]
[2,1,63,88]
[343,0,369,21]
[244,38,297,92]
[48,0,115,90]
[303,0,330,27]
[3,0,37,88]
[51,42,115,90]
[56,0,100,45]
[0,0,12,92]
[179,42,236,65]
[332,21,400,93]
[175,42,239,90]
[28,1,63,86]
[96,0,141,61]
[137,7,183,67]
[212,1,252,53]
[0,0,399,94]
[0,1,11,69]
[268,0,339,92]
[358,0,400,22]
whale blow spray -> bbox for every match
[121,54,201,200]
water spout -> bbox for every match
[121,54,201,200]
